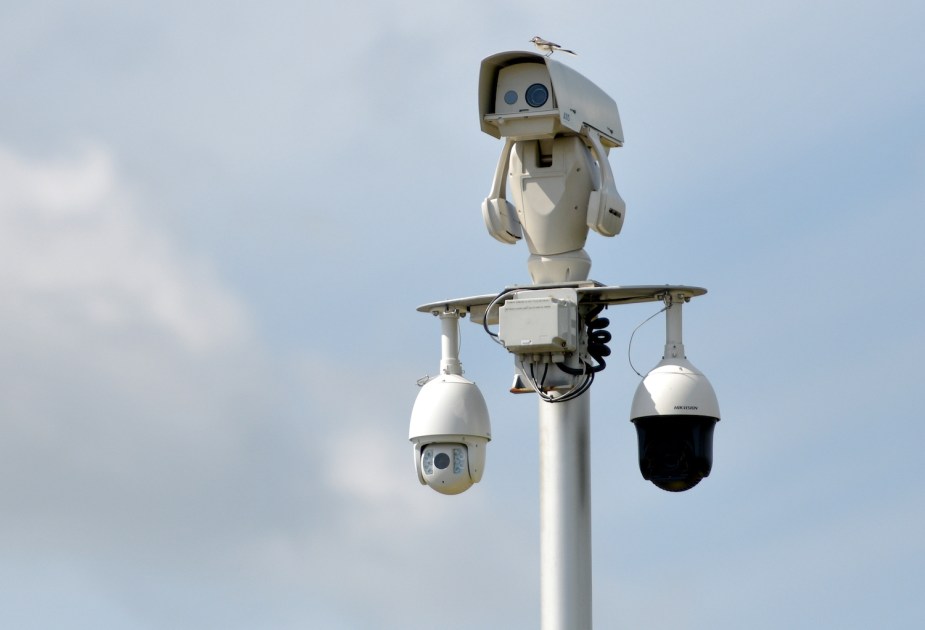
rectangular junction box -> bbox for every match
[498,296,578,354]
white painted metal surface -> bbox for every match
[539,394,592,630]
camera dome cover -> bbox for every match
[409,374,491,441]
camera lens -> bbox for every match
[504,90,518,105]
[525,83,549,108]
[434,452,451,470]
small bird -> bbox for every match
[530,36,576,57]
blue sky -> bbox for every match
[1,1,923,628]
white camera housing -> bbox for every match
[630,357,721,420]
[478,51,623,146]
[409,374,491,495]
[479,51,627,281]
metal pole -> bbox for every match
[539,392,592,629]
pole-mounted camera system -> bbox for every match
[409,49,721,629]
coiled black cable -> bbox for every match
[556,306,612,377]
[587,314,612,374]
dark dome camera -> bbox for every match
[630,357,720,492]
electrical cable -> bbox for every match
[492,292,613,403]
[482,288,518,346]
[522,357,593,403]
[628,305,667,377]
[586,311,612,374]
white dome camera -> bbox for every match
[410,374,491,495]
[409,311,491,495]
[629,296,720,492]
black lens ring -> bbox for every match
[525,83,549,108]
[434,452,451,470]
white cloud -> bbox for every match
[0,143,281,627]
[0,144,250,352]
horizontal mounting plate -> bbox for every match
[417,283,707,324]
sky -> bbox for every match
[1,0,924,628]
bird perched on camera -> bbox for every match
[530,36,576,57]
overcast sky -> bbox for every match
[1,1,924,628]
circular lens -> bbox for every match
[503,90,518,105]
[525,83,549,108]
[434,452,451,470]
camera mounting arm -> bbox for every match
[438,309,464,376]
[585,127,626,237]
[482,138,522,245]
[661,292,687,361]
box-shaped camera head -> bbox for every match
[479,51,624,147]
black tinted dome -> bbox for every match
[632,415,717,492]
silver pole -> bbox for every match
[539,392,592,629]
